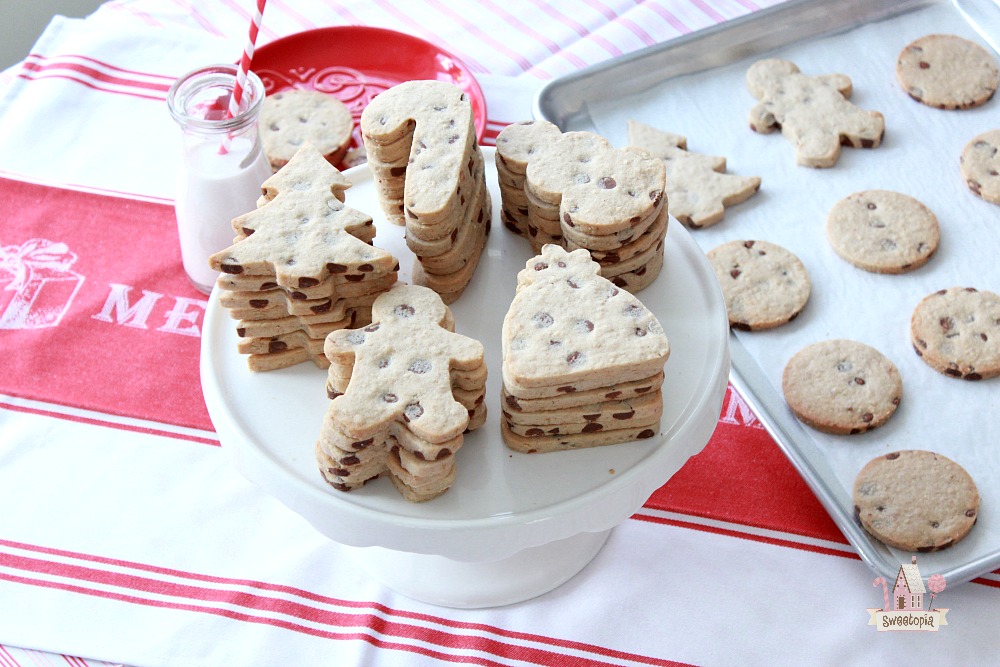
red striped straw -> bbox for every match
[221,0,267,153]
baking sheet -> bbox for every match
[536,0,1000,584]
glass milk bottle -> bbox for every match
[167,64,272,294]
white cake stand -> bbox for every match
[201,147,731,608]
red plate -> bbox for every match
[251,26,487,166]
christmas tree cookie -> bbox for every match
[208,142,399,370]
[627,120,761,229]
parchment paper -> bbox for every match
[585,2,999,580]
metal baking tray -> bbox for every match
[534,0,1000,586]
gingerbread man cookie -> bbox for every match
[318,284,487,501]
[746,58,885,168]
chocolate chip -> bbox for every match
[556,386,576,393]
[613,410,635,420]
[506,395,522,410]
[382,393,398,403]
[394,304,415,318]
[408,359,430,374]
[532,312,554,328]
[526,428,544,437]
[364,323,380,332]
[220,263,244,275]
[534,262,548,271]
[885,452,900,460]
[566,351,584,365]
[637,429,655,439]
[403,402,424,422]
[268,340,287,353]
[352,438,374,449]
[582,423,604,433]
[730,269,742,279]
[598,176,616,189]
[249,299,268,308]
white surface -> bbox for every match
[201,146,731,567]
[584,2,1000,582]
[345,529,612,608]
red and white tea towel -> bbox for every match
[0,4,997,667]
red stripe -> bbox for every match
[632,513,862,560]
[0,400,220,447]
[267,0,318,31]
[16,71,168,102]
[20,59,172,93]
[478,0,589,71]
[423,0,536,74]
[25,53,176,82]
[611,15,657,48]
[689,0,727,23]
[106,4,165,28]
[170,0,226,37]
[0,538,683,666]
[0,646,19,667]
[368,0,490,75]
[529,1,624,58]
[641,3,693,35]
[219,0,280,41]
[0,571,523,667]
[0,566,676,667]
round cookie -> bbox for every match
[781,339,901,435]
[260,89,353,170]
[910,286,1000,380]
[960,129,1000,205]
[853,450,979,552]
[825,190,939,274]
[896,34,999,110]
[707,239,810,330]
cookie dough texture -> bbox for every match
[897,34,999,110]
[826,190,939,274]
[707,239,810,330]
[910,286,1000,380]
[261,89,353,170]
[853,450,979,552]
[626,119,761,229]
[960,129,1000,205]
[782,339,902,435]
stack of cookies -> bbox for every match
[316,284,487,501]
[209,143,399,371]
[360,79,491,304]
[500,245,670,453]
[495,120,667,293]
